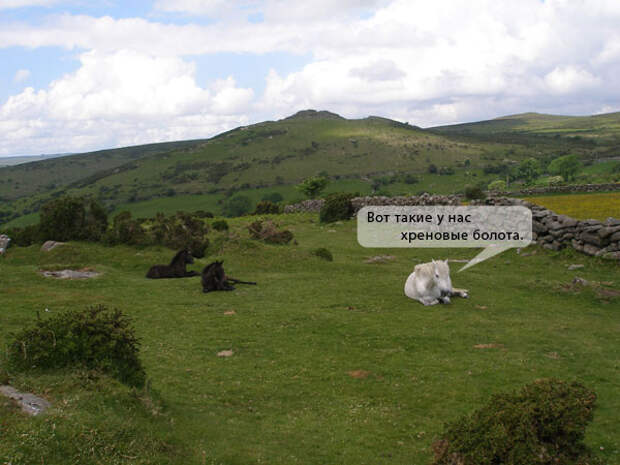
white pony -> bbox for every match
[404,259,468,306]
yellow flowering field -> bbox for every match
[526,192,620,220]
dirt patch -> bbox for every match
[347,370,371,379]
[364,255,396,264]
[217,350,234,357]
[473,343,504,349]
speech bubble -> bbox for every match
[357,206,532,271]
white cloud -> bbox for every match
[0,50,254,155]
[2,0,620,154]
[13,69,31,83]
[0,0,58,9]
[544,66,600,94]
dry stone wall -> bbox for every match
[284,194,620,260]
[283,194,461,214]
[475,197,620,260]
[493,182,620,197]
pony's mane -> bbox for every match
[170,249,188,265]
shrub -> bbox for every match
[248,219,294,244]
[487,179,507,191]
[212,220,229,231]
[320,192,354,223]
[104,211,148,246]
[6,305,146,387]
[3,224,43,246]
[296,176,329,199]
[39,196,86,242]
[253,200,282,215]
[546,175,564,186]
[432,378,600,465]
[194,210,214,218]
[312,247,333,261]
[464,185,486,201]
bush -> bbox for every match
[3,224,43,247]
[312,247,333,261]
[432,378,600,465]
[320,193,354,223]
[488,179,507,191]
[464,185,486,201]
[248,219,294,244]
[5,305,146,387]
[38,196,86,242]
[253,200,282,215]
[212,220,229,231]
[104,211,148,246]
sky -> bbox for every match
[1,0,620,156]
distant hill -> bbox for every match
[0,153,73,167]
[2,109,619,227]
[430,111,620,143]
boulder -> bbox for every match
[41,241,65,252]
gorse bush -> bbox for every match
[432,378,601,465]
[253,200,282,215]
[39,196,108,242]
[319,192,354,223]
[212,219,229,231]
[6,305,146,387]
[464,185,486,201]
[248,219,294,244]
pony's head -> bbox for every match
[431,259,452,297]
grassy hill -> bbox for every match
[431,111,620,148]
[2,109,620,228]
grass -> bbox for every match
[1,212,619,464]
[526,192,620,220]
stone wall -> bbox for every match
[475,197,620,260]
[284,194,620,260]
[283,193,461,214]
[493,182,620,197]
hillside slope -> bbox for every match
[2,109,618,226]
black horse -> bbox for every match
[146,249,199,279]
[201,260,256,292]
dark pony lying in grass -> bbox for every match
[146,249,199,279]
[201,260,256,292]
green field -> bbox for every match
[527,192,620,220]
[1,212,618,464]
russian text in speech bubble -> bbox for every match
[357,206,532,271]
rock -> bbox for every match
[41,241,65,252]
[602,251,620,260]
[572,277,589,286]
[365,255,396,264]
[0,385,51,416]
[40,269,100,279]
[609,231,620,243]
[580,232,604,247]
[567,264,584,270]
[598,226,620,239]
[583,244,600,256]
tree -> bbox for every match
[548,154,581,181]
[517,158,541,184]
[296,176,329,199]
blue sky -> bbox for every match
[1,0,619,156]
